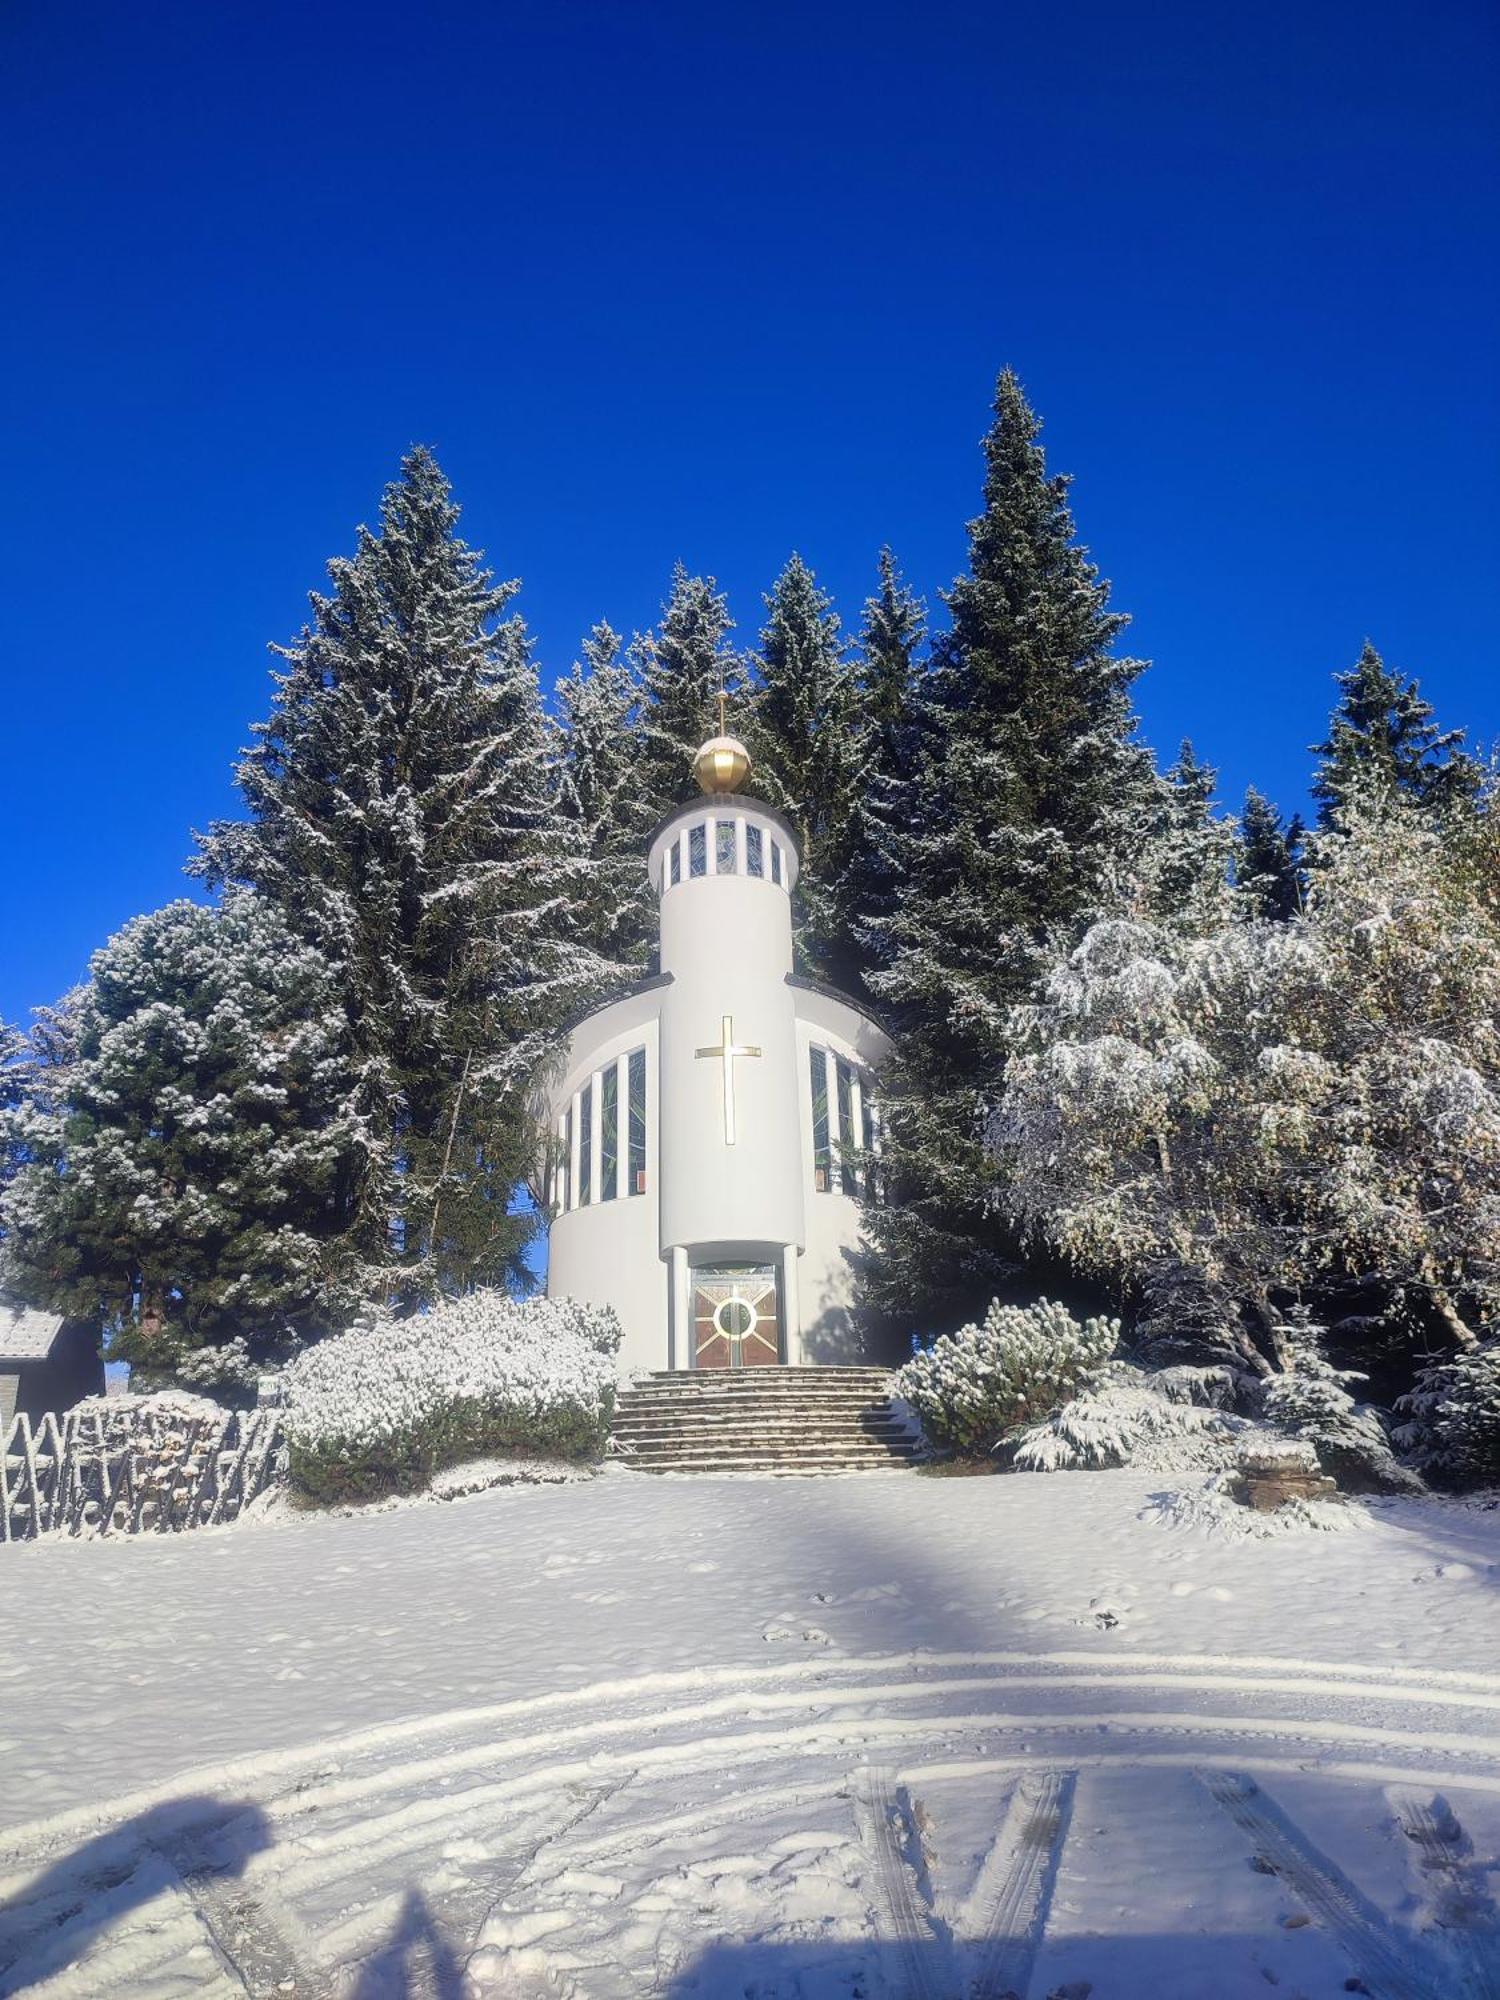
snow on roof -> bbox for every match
[0,1302,66,1363]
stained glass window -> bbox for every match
[716,818,737,873]
[600,1064,618,1200]
[669,839,682,886]
[557,1108,571,1213]
[770,841,783,886]
[810,1046,830,1191]
[578,1080,592,1205]
[836,1056,857,1194]
[689,823,707,877]
[629,1047,646,1193]
[746,823,763,876]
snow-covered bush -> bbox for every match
[1011,1362,1237,1472]
[895,1298,1119,1458]
[1394,1340,1500,1490]
[1261,1313,1421,1494]
[995,793,1500,1366]
[282,1291,621,1502]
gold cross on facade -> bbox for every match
[695,1014,761,1146]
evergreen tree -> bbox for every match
[634,565,745,819]
[194,448,599,1301]
[0,895,362,1375]
[1131,740,1238,934]
[748,554,867,985]
[0,1019,27,1215]
[1237,786,1306,920]
[1312,641,1480,828]
[866,368,1157,1327]
[845,550,927,993]
[0,1000,80,1286]
[556,621,656,980]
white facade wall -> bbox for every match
[544,997,666,1376]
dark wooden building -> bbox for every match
[0,1303,103,1426]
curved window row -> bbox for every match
[662,814,789,894]
[553,1046,647,1215]
[809,1044,880,1196]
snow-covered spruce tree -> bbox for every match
[843,549,927,997]
[0,895,361,1383]
[1260,1309,1419,1493]
[1126,741,1238,937]
[556,621,657,981]
[194,449,604,1304]
[1311,641,1480,831]
[746,554,868,987]
[0,1019,31,1219]
[1236,787,1306,920]
[633,565,746,820]
[864,369,1158,1326]
[1395,1340,1500,1490]
[996,785,1500,1377]
[0,999,82,1292]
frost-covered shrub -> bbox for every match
[1012,1363,1237,1472]
[283,1291,621,1502]
[1394,1340,1500,1490]
[996,792,1500,1365]
[896,1298,1118,1458]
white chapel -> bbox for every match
[543,733,893,1376]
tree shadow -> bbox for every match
[0,1795,272,1995]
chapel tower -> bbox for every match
[543,733,892,1374]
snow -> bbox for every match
[2,1470,1499,1996]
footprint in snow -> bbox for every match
[763,1617,833,1645]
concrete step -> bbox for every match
[620,1440,924,1456]
[610,1366,918,1476]
[614,1416,912,1437]
[616,1392,900,1408]
[616,1400,900,1416]
[623,1452,918,1474]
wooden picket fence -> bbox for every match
[1,1405,285,1544]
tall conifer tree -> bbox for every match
[556,621,656,980]
[748,554,866,985]
[1,896,361,1371]
[1237,787,1306,920]
[634,566,744,819]
[866,369,1157,1325]
[1131,740,1238,934]
[1312,641,1479,828]
[845,550,927,994]
[195,448,597,1301]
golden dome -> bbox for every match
[693,733,753,795]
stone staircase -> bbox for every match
[609,1367,921,1475]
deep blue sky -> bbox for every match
[1,0,1495,1025]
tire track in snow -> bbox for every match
[1200,1769,1450,2000]
[961,1769,1074,2000]
[8,1646,1498,1865]
[1389,1787,1500,2000]
[855,1767,951,2000]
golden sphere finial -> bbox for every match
[693,733,752,795]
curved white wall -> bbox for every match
[657,866,805,1256]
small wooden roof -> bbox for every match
[0,1302,66,1364]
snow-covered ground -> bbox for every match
[3,1468,1500,1998]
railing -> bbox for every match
[1,1405,285,1544]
